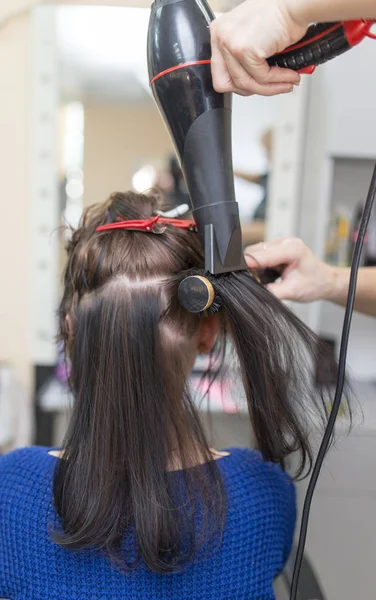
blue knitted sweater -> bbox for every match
[0,446,295,599]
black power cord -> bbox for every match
[290,162,376,600]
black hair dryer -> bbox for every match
[147,0,247,275]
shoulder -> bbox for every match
[0,446,55,487]
[221,447,296,503]
[0,445,50,466]
[222,448,296,552]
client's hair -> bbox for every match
[54,191,348,573]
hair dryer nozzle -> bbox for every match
[147,0,246,274]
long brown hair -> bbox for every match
[54,191,349,573]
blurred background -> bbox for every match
[0,2,376,599]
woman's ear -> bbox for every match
[65,315,73,337]
[198,314,219,354]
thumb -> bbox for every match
[245,238,303,271]
[210,27,232,92]
[265,279,295,301]
[245,246,286,270]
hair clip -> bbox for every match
[96,215,197,234]
[156,203,190,218]
[178,275,221,314]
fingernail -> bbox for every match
[283,86,294,94]
[294,80,300,86]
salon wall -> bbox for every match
[324,38,376,159]
[0,0,40,24]
[83,104,173,207]
[296,37,376,264]
[0,14,33,398]
[0,1,223,25]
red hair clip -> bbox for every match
[95,215,197,234]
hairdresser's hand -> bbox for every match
[210,0,307,96]
[245,238,335,302]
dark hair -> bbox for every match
[54,191,349,573]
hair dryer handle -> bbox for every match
[267,20,375,74]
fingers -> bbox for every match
[211,47,298,96]
[232,45,300,88]
[211,36,248,96]
[244,238,305,269]
[238,62,300,87]
[265,281,294,301]
[210,19,300,96]
[217,47,296,96]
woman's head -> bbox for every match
[60,191,217,384]
[55,190,349,572]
